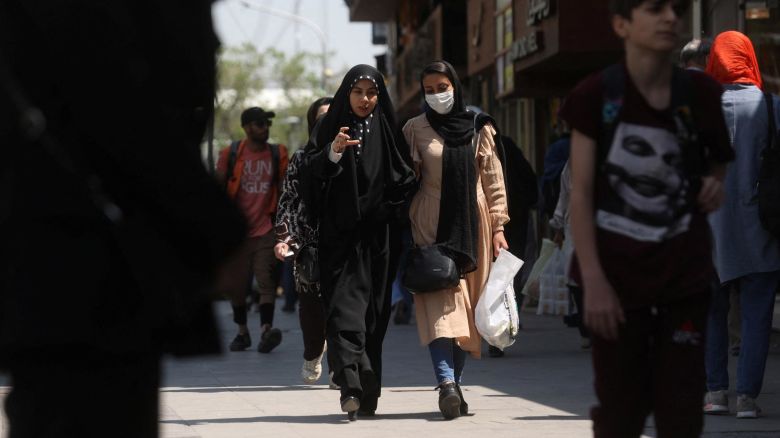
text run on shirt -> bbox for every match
[234,147,275,237]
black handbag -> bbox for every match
[401,245,460,294]
[295,244,320,286]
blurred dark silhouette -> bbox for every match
[0,1,246,437]
[500,135,539,272]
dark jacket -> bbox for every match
[500,136,538,256]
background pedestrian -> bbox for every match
[704,30,780,420]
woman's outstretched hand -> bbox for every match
[331,127,361,153]
[492,230,509,258]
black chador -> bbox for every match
[304,64,414,418]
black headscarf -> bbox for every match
[307,64,414,234]
[421,61,480,275]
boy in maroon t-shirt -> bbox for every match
[560,1,733,436]
[217,107,289,353]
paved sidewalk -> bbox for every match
[1,298,778,437]
[158,300,780,438]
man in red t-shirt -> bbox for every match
[560,1,733,436]
[217,107,289,353]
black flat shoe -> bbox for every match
[341,395,360,421]
[437,381,461,420]
[455,384,469,415]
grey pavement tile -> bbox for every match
[152,300,780,437]
[0,298,776,437]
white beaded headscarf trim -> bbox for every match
[349,75,379,160]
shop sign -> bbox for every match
[527,0,555,25]
[508,31,543,61]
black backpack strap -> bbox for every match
[599,64,625,167]
[766,92,778,151]
[224,140,241,189]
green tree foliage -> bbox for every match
[214,43,265,144]
[214,45,344,157]
[263,48,321,152]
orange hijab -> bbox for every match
[706,31,763,89]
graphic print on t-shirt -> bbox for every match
[596,122,692,242]
[241,159,273,194]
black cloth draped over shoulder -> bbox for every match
[423,60,504,276]
[304,64,415,242]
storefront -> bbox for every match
[492,0,622,170]
[393,0,468,121]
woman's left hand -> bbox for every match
[274,242,290,261]
[493,231,509,258]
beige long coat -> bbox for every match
[402,114,509,358]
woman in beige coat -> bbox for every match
[402,61,509,419]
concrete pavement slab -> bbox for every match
[0,297,777,437]
[152,299,779,438]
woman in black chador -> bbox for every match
[305,64,414,420]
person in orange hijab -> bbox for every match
[704,30,780,420]
[706,30,763,88]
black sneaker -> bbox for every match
[257,327,282,353]
[229,333,251,351]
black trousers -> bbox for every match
[4,349,160,438]
[590,293,709,438]
[320,223,392,409]
[298,288,327,361]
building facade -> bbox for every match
[346,0,780,236]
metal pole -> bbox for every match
[692,0,702,38]
[321,39,327,90]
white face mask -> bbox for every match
[425,90,455,115]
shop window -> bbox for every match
[745,5,780,94]
[495,0,514,95]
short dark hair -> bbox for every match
[306,97,333,134]
[680,38,712,66]
[609,0,690,19]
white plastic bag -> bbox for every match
[475,249,524,350]
[537,247,570,316]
